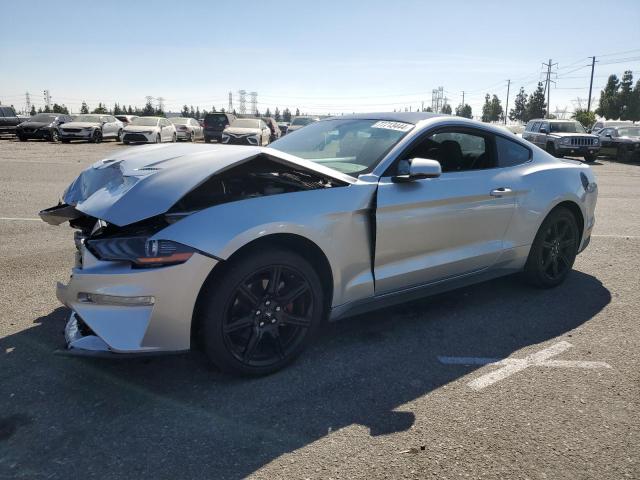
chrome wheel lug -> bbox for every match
[271,319,276,324]
[275,306,281,312]
[265,300,271,306]
[255,310,261,315]
[259,321,265,327]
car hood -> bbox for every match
[124,125,160,132]
[618,135,640,141]
[224,127,260,135]
[41,144,355,227]
[18,121,50,128]
[62,121,101,128]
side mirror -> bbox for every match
[605,134,612,138]
[393,158,441,182]
[539,127,548,134]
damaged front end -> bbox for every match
[41,145,352,356]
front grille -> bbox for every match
[570,137,595,146]
[62,128,82,133]
[123,133,149,142]
[226,133,257,145]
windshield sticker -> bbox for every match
[371,121,414,132]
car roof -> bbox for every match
[327,112,442,124]
[527,118,575,123]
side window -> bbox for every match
[402,129,495,173]
[540,122,549,132]
[496,136,531,168]
[531,122,540,132]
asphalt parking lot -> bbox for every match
[0,138,638,480]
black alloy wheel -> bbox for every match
[524,207,579,288]
[201,248,324,376]
[116,129,122,142]
[91,130,102,143]
[51,129,60,142]
[617,145,630,162]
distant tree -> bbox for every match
[509,87,528,122]
[195,107,201,119]
[232,109,237,115]
[189,106,195,118]
[211,105,217,113]
[425,106,433,112]
[274,107,281,121]
[295,108,300,116]
[596,75,620,119]
[264,108,271,118]
[572,108,596,129]
[92,102,108,114]
[455,103,472,118]
[80,101,89,114]
[631,80,640,121]
[181,105,189,117]
[37,107,43,113]
[142,99,155,116]
[220,108,225,113]
[112,103,121,115]
[127,105,133,115]
[441,103,452,114]
[618,71,634,121]
[29,105,36,116]
[52,103,69,114]
[43,104,51,113]
[526,82,547,120]
[254,109,261,117]
[283,108,292,122]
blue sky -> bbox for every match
[1,0,639,117]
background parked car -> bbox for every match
[122,116,177,144]
[169,117,203,142]
[221,118,271,145]
[522,119,600,162]
[597,125,640,161]
[204,112,235,143]
[0,105,22,136]
[287,116,320,133]
[262,117,281,142]
[115,115,139,126]
[589,120,634,134]
[59,114,123,143]
[16,113,73,142]
[278,121,290,136]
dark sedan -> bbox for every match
[17,113,73,142]
[597,125,640,161]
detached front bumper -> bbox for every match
[56,247,218,355]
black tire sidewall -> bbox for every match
[524,207,579,288]
[200,248,325,376]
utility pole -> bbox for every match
[25,92,31,115]
[542,59,557,119]
[43,90,51,111]
[587,56,596,113]
[228,91,233,112]
[462,91,465,107]
[504,80,511,124]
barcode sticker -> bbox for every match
[371,121,414,132]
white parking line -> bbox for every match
[0,217,41,221]
[438,341,611,391]
[592,234,640,239]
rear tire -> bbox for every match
[18,134,27,142]
[116,129,122,142]
[205,137,211,143]
[172,133,177,143]
[523,207,579,288]
[155,134,161,143]
[199,248,325,376]
[584,154,596,163]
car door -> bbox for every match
[100,116,112,137]
[374,127,518,294]
[598,128,615,155]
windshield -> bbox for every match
[130,117,159,126]
[617,127,640,137]
[291,117,316,126]
[550,122,585,133]
[230,119,260,129]
[73,115,102,123]
[169,117,190,124]
[204,114,228,128]
[270,119,414,176]
[30,114,57,122]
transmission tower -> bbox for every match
[43,90,51,110]
[431,87,444,113]
[249,92,258,115]
[238,90,247,114]
[25,92,31,115]
[228,91,233,112]
[156,97,165,112]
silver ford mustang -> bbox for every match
[41,113,598,376]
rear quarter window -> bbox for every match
[496,136,531,167]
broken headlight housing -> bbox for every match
[86,236,195,267]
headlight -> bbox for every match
[83,127,93,131]
[560,138,570,145]
[593,138,599,145]
[86,237,196,267]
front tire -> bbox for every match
[172,133,177,143]
[116,129,122,142]
[584,153,596,163]
[199,248,325,376]
[91,130,102,143]
[523,207,579,288]
[155,134,161,143]
[617,145,630,162]
[51,130,60,143]
[547,143,561,158]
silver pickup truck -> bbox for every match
[0,105,22,136]
[523,119,600,162]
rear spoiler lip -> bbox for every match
[39,203,83,225]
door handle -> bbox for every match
[490,187,512,197]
